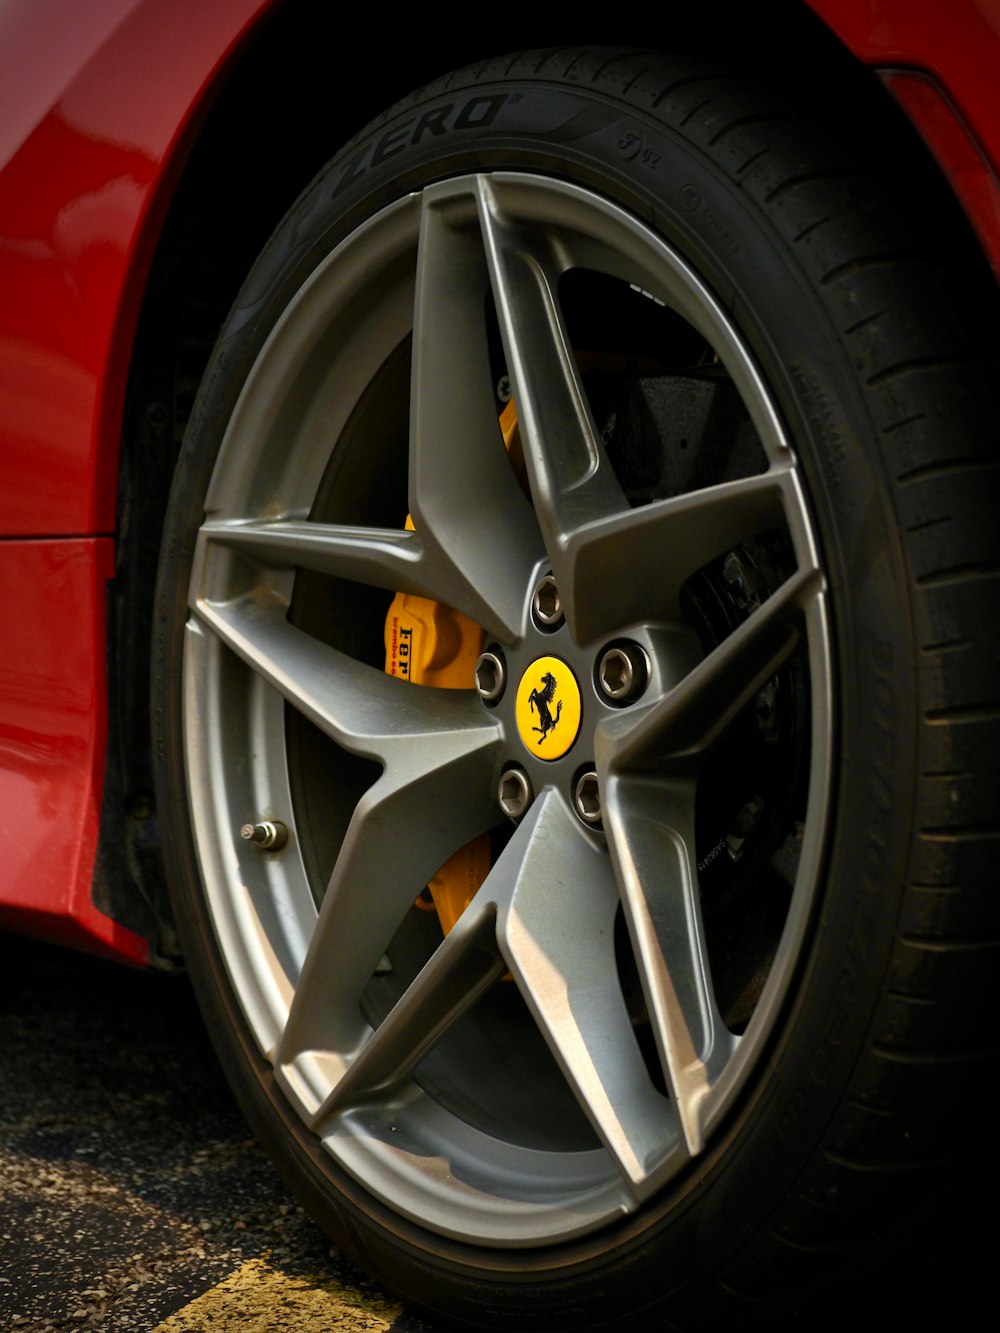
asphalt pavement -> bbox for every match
[0,932,439,1332]
[0,931,992,1332]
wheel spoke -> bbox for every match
[199,514,504,622]
[304,904,505,1125]
[493,791,673,1196]
[599,565,821,771]
[603,773,729,1156]
[275,749,502,1114]
[200,518,438,599]
[408,180,543,641]
[475,177,628,638]
[193,594,498,765]
[564,467,798,642]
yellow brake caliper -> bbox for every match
[382,400,523,937]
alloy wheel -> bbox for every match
[182,172,832,1244]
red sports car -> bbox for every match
[1,2,996,1327]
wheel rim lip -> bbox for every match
[182,172,834,1246]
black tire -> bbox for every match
[153,47,999,1331]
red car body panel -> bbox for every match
[0,537,134,960]
[0,0,268,961]
[809,0,1000,171]
[0,0,268,538]
[808,0,1000,275]
[0,0,996,965]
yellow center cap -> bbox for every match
[515,656,581,760]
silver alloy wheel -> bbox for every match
[183,173,832,1245]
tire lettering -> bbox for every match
[453,94,507,130]
[371,118,415,166]
[618,129,642,162]
[411,105,452,144]
[336,95,511,192]
[336,145,369,189]
[789,361,847,488]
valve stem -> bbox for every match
[240,820,288,851]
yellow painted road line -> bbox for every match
[152,1257,404,1332]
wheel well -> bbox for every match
[98,2,987,964]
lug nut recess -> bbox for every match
[597,643,649,703]
[474,649,506,703]
[532,575,564,630]
[498,768,532,820]
[574,771,602,825]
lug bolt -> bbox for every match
[240,820,288,851]
[597,643,649,703]
[532,575,564,629]
[474,649,506,703]
[574,771,602,825]
[498,768,533,820]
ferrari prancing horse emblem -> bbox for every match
[514,656,581,761]
[528,671,562,743]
